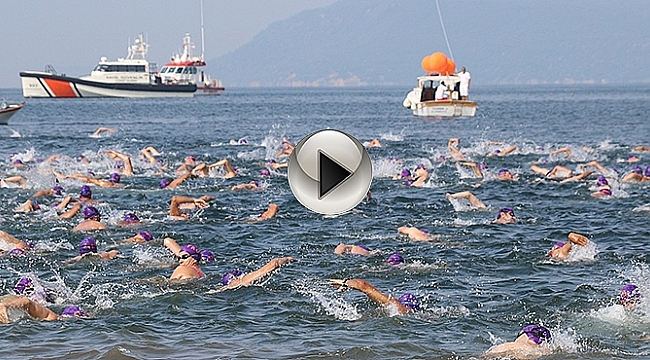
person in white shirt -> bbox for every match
[458,67,471,100]
[435,81,449,100]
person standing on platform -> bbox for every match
[458,67,471,100]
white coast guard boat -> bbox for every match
[19,34,216,98]
[0,101,24,125]
[403,75,477,117]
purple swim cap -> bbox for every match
[645,166,650,177]
[398,293,420,310]
[498,169,510,176]
[479,163,488,170]
[401,169,411,178]
[619,284,640,305]
[222,269,244,285]
[13,159,23,165]
[405,180,414,186]
[269,159,277,164]
[596,175,608,187]
[260,169,271,176]
[52,185,64,196]
[180,244,201,262]
[114,161,124,170]
[200,249,215,263]
[83,206,100,220]
[252,181,260,188]
[519,325,551,345]
[387,253,404,265]
[416,163,426,170]
[238,138,248,145]
[14,277,34,295]
[9,248,25,256]
[122,213,139,223]
[61,306,84,317]
[419,228,429,234]
[159,178,170,189]
[24,240,35,249]
[79,237,97,255]
[138,231,153,241]
[554,242,566,249]
[109,173,120,183]
[633,165,643,174]
[357,244,369,251]
[494,149,501,154]
[497,208,515,219]
[32,201,40,210]
[79,185,92,198]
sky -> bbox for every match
[0,0,338,89]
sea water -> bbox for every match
[0,84,650,359]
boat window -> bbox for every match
[191,67,197,74]
[176,67,184,74]
[160,67,168,73]
[128,66,137,72]
[167,67,175,73]
[182,67,190,74]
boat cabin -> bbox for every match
[417,75,461,101]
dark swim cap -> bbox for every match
[619,284,640,306]
[645,166,650,177]
[200,250,215,263]
[260,169,271,176]
[83,206,100,219]
[633,166,643,174]
[518,325,551,345]
[15,277,34,295]
[180,244,201,262]
[80,185,92,198]
[52,185,64,196]
[398,293,420,310]
[159,178,170,189]
[61,306,84,317]
[79,237,98,255]
[122,213,140,223]
[9,248,25,256]
[401,169,411,178]
[138,231,153,242]
[109,173,121,183]
[498,169,510,176]
[387,253,404,265]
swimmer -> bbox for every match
[257,203,279,221]
[548,232,590,259]
[9,159,28,169]
[67,237,119,262]
[489,145,519,157]
[275,137,295,158]
[0,296,84,324]
[0,176,27,187]
[231,181,261,191]
[13,277,55,304]
[268,159,288,170]
[445,191,487,209]
[13,199,42,213]
[62,171,123,188]
[485,324,551,359]
[579,160,615,176]
[393,168,412,181]
[590,176,612,198]
[219,256,297,291]
[122,231,154,244]
[77,185,99,205]
[31,185,64,198]
[459,162,487,178]
[367,138,382,148]
[408,164,429,187]
[91,127,116,136]
[0,230,33,254]
[397,226,437,241]
[619,284,641,309]
[175,155,198,176]
[169,195,211,220]
[208,158,237,178]
[494,208,516,224]
[140,146,164,164]
[530,165,574,179]
[387,253,404,265]
[104,150,134,176]
[633,145,650,152]
[159,172,192,190]
[328,278,419,314]
[497,168,520,181]
[621,165,650,182]
[117,213,141,226]
[200,249,215,263]
[550,147,572,159]
[73,206,107,231]
[163,237,205,280]
[334,243,371,256]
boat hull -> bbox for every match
[20,72,196,98]
[409,100,477,117]
[0,102,25,125]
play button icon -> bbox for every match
[288,129,373,215]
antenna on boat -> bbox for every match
[200,0,205,61]
[435,0,454,62]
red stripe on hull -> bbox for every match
[43,78,78,97]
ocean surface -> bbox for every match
[1,84,650,359]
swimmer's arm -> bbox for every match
[106,150,134,176]
[230,257,297,288]
[1,296,59,321]
[460,162,483,178]
[99,250,119,260]
[59,202,82,219]
[169,196,206,217]
[163,237,182,256]
[550,147,571,158]
[31,189,54,198]
[334,243,350,255]
[498,145,519,156]
[344,279,409,313]
[270,162,288,169]
[633,145,650,152]
[92,127,116,136]
[167,172,192,189]
[568,232,589,246]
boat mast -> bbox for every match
[200,0,205,61]
[435,0,454,62]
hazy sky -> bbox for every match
[0,0,338,89]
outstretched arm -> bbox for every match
[163,237,182,256]
[169,196,207,217]
[550,147,572,159]
[222,257,296,290]
[92,127,116,136]
[460,162,483,178]
[106,150,134,176]
[446,191,487,208]
[330,279,411,314]
[0,296,59,323]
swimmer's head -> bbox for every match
[416,163,426,170]
[269,159,277,164]
[646,166,650,177]
[122,213,140,224]
[114,161,124,170]
[479,163,488,170]
[238,138,248,145]
[14,277,34,295]
[87,171,95,177]
[553,242,566,249]
[494,149,501,154]
[138,231,153,242]
[260,169,270,176]
[32,201,40,210]
[357,244,369,251]
[61,306,85,317]
[179,244,201,262]
[109,173,121,183]
[518,325,551,345]
[24,240,35,249]
[200,249,215,263]
[12,159,23,165]
[79,237,98,255]
[159,178,170,189]
[398,293,420,311]
[596,175,608,187]
[79,185,92,198]
[400,169,411,178]
[83,206,100,220]
[252,181,260,188]
[633,165,643,174]
[496,208,516,223]
[498,169,511,176]
[619,284,640,307]
[419,228,429,234]
[52,185,64,196]
[222,269,244,285]
[387,253,404,265]
[184,155,196,165]
[9,248,25,256]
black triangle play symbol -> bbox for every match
[319,151,352,198]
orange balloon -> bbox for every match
[421,55,434,72]
[445,58,456,75]
[429,52,448,73]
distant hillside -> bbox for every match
[207,0,650,87]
